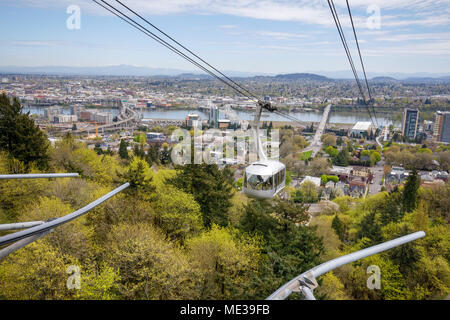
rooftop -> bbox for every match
[352,121,373,131]
[301,176,321,187]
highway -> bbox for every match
[72,103,138,134]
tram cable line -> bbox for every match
[93,0,255,101]
[94,1,378,131]
[93,0,289,199]
[327,0,376,128]
[113,0,262,102]
[91,1,383,195]
[91,0,334,199]
[92,1,308,125]
[345,0,378,127]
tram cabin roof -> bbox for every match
[246,160,286,176]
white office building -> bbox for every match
[350,121,373,136]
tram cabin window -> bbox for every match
[246,174,273,190]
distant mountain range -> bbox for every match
[0,65,270,78]
[273,73,331,81]
[0,65,449,82]
[371,76,398,82]
[0,65,189,77]
[307,70,450,81]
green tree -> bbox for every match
[239,199,323,296]
[296,181,319,203]
[332,214,347,241]
[0,93,49,169]
[0,241,77,299]
[322,134,337,147]
[104,223,199,299]
[146,143,160,166]
[325,146,339,157]
[334,149,349,166]
[357,211,383,245]
[402,168,421,213]
[133,144,145,159]
[119,139,129,160]
[118,158,155,200]
[377,191,404,225]
[152,185,203,242]
[159,142,172,165]
[187,225,262,299]
[167,164,234,228]
[74,263,121,300]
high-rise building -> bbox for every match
[401,108,420,140]
[70,105,80,117]
[186,113,200,127]
[93,112,113,125]
[209,105,219,128]
[433,111,450,143]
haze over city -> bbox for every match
[1,0,450,76]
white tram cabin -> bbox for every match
[243,160,286,199]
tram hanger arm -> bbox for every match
[258,100,277,112]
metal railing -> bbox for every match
[267,231,426,300]
[0,173,79,179]
[0,221,45,231]
[0,182,130,260]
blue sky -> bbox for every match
[0,0,449,75]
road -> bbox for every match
[369,131,387,195]
[303,104,331,157]
[368,159,384,195]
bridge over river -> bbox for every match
[302,104,331,158]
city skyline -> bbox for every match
[0,0,449,75]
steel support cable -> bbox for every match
[93,0,256,101]
[330,0,375,128]
[345,0,379,127]
[327,0,376,128]
[273,110,307,127]
[346,0,372,101]
[329,0,366,102]
[94,1,318,127]
[113,0,262,102]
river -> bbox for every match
[24,106,399,127]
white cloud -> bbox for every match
[6,0,450,28]
[255,31,308,40]
[366,40,450,56]
[375,32,450,42]
[219,24,238,29]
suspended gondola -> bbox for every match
[243,101,286,199]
